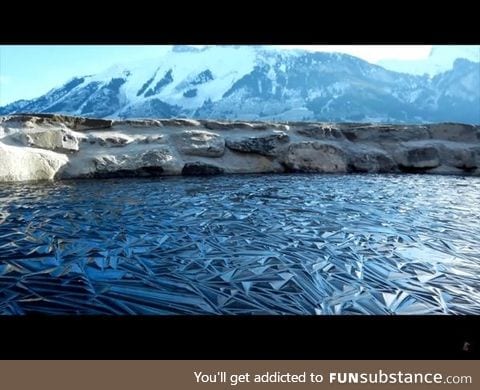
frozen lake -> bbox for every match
[0,173,479,314]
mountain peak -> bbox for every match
[1,47,478,124]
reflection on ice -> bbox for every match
[0,173,479,315]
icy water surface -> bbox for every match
[0,174,479,315]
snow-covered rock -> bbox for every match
[0,114,478,182]
[0,143,68,182]
[12,128,80,153]
[86,133,134,147]
[172,130,225,157]
[89,146,180,178]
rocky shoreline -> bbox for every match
[0,114,479,182]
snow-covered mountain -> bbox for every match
[1,45,479,124]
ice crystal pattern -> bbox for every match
[0,174,479,314]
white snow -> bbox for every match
[0,142,68,182]
[115,46,259,109]
[38,46,304,117]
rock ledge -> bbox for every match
[1,114,478,182]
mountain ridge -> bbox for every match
[1,46,479,124]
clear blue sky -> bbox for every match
[0,45,434,105]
